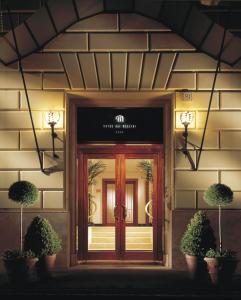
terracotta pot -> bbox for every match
[185,255,206,281]
[36,254,56,282]
[204,257,220,286]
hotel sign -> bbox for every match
[77,107,163,144]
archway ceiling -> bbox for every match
[0,0,240,91]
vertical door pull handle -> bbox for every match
[114,206,119,222]
[122,204,127,221]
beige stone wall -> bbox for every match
[0,88,65,210]
[0,11,241,269]
[175,89,241,209]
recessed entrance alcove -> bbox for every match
[66,92,174,266]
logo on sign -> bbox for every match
[115,115,125,123]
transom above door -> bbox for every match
[77,145,163,261]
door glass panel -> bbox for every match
[125,159,153,251]
[106,183,116,224]
[125,182,134,224]
[88,158,116,251]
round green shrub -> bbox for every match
[180,211,216,257]
[24,216,62,257]
[205,248,220,258]
[8,181,38,206]
[203,183,233,207]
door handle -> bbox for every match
[114,206,119,222]
[114,205,127,222]
[121,204,127,221]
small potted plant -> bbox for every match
[3,249,36,285]
[204,248,221,286]
[24,216,62,281]
[180,211,216,280]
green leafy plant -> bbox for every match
[8,181,38,251]
[203,184,233,207]
[180,211,216,257]
[3,249,36,260]
[205,248,237,259]
[137,160,153,182]
[24,216,62,257]
[205,248,221,258]
[221,249,237,259]
[88,161,106,186]
[204,183,233,253]
[88,160,106,222]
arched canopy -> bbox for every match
[0,0,241,66]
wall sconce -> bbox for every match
[45,111,61,158]
[179,111,197,170]
[180,111,193,151]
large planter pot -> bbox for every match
[204,257,220,286]
[185,255,206,281]
[3,257,38,285]
[3,258,29,285]
[219,258,239,285]
[36,254,56,282]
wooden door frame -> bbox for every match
[102,179,138,226]
[77,144,164,261]
[67,92,174,266]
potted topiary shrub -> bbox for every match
[203,183,233,253]
[24,216,62,281]
[180,211,216,280]
[8,180,39,251]
[203,183,238,285]
[3,181,39,284]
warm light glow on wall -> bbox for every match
[43,111,64,129]
[176,111,196,129]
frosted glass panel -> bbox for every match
[125,159,153,251]
[88,158,116,251]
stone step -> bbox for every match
[91,237,152,243]
[91,231,152,238]
[89,243,153,251]
[90,226,152,232]
[89,227,115,232]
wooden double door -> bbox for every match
[77,145,163,261]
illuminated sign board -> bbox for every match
[77,107,163,144]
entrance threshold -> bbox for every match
[76,260,166,269]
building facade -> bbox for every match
[0,0,241,271]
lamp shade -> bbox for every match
[45,111,60,126]
[180,111,193,127]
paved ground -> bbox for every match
[0,265,241,299]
